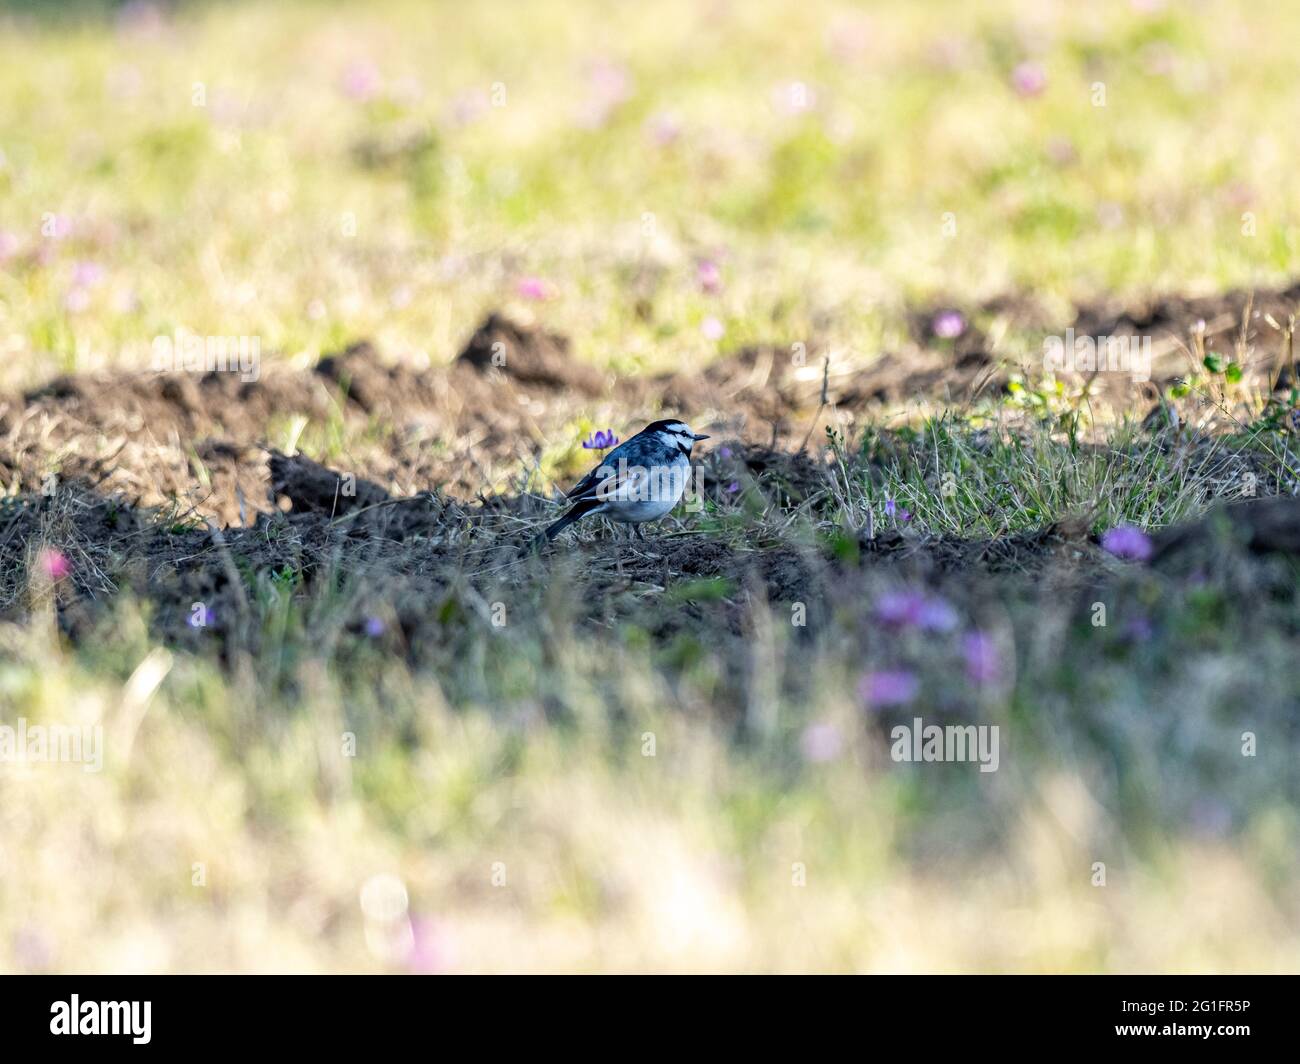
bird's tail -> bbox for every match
[522,499,601,555]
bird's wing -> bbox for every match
[565,458,652,504]
[565,462,613,500]
[564,437,638,500]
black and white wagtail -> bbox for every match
[533,419,710,546]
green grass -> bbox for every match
[2,0,1300,392]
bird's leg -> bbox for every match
[634,524,646,542]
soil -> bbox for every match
[5,281,1295,527]
[1,286,1297,663]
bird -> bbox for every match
[531,419,710,547]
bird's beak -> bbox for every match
[693,433,711,441]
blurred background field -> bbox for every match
[1,0,1298,973]
[2,0,1299,390]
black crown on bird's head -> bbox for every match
[640,419,711,445]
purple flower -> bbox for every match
[719,446,733,459]
[915,597,957,631]
[931,310,966,339]
[883,498,912,522]
[725,481,740,494]
[582,429,619,450]
[859,669,919,709]
[1188,797,1231,839]
[873,590,957,632]
[341,60,381,102]
[1011,62,1047,97]
[1122,615,1154,642]
[364,616,386,638]
[701,316,725,341]
[516,276,551,300]
[697,258,723,294]
[1100,525,1153,562]
[962,632,1000,685]
[799,721,843,763]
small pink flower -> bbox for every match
[449,88,490,126]
[12,925,54,970]
[407,917,452,974]
[516,276,551,301]
[859,669,919,709]
[825,16,872,64]
[644,111,682,147]
[1046,136,1076,165]
[931,310,965,339]
[71,261,105,288]
[64,288,91,313]
[701,316,725,341]
[799,721,843,763]
[589,59,631,104]
[697,259,723,294]
[577,59,631,128]
[0,231,20,261]
[1011,61,1047,97]
[341,60,381,102]
[37,548,71,581]
[1142,43,1177,77]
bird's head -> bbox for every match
[643,419,710,454]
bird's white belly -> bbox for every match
[601,497,678,523]
[596,460,689,523]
